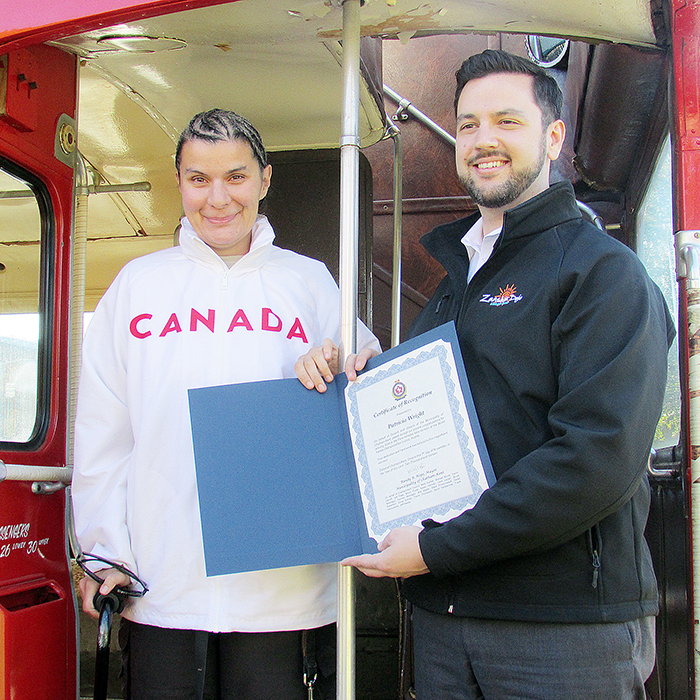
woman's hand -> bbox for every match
[78,567,131,620]
[295,341,379,392]
[294,338,340,392]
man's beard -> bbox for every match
[459,138,547,209]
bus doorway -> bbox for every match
[0,44,78,700]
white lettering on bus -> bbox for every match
[0,523,30,540]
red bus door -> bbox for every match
[0,44,78,700]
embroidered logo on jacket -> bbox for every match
[480,284,523,307]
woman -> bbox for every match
[73,109,380,700]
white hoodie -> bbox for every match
[73,215,380,632]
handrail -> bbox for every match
[0,181,150,199]
[0,461,72,483]
[576,200,605,231]
[383,84,456,147]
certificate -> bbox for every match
[346,337,490,542]
[189,322,494,575]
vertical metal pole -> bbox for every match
[69,152,89,465]
[680,240,700,700]
[387,121,403,348]
[671,0,700,694]
[338,1,361,699]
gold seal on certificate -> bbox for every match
[345,335,492,544]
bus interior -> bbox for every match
[0,0,689,698]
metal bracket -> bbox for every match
[54,113,77,168]
[31,481,67,495]
[392,99,411,122]
[648,446,682,479]
[675,230,700,287]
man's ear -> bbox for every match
[546,119,566,161]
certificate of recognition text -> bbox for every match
[345,338,491,543]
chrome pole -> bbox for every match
[387,120,403,348]
[676,230,700,700]
[337,1,361,698]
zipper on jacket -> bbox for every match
[591,550,601,589]
[587,525,602,589]
[435,293,451,315]
[447,582,456,614]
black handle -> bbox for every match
[93,590,126,700]
[93,589,126,615]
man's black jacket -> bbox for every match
[402,181,675,623]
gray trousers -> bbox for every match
[412,607,655,700]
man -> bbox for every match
[342,50,675,699]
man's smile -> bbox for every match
[474,160,509,170]
[469,152,511,173]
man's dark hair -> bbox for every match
[175,109,267,173]
[454,49,562,126]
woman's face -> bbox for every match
[177,138,271,256]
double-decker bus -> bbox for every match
[0,1,693,698]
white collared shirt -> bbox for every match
[461,218,502,283]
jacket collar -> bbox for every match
[178,214,275,271]
[421,181,582,284]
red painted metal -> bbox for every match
[0,43,78,700]
[0,483,75,700]
[672,0,700,231]
[0,0,239,54]
[0,43,77,468]
[1,49,42,132]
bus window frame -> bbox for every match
[0,155,55,451]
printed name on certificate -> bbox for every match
[344,339,490,543]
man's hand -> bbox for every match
[341,526,429,578]
[295,340,379,392]
[78,567,131,620]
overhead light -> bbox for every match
[96,35,187,53]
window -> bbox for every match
[0,163,51,445]
[635,136,679,449]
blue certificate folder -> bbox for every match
[189,322,494,576]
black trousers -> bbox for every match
[119,619,336,700]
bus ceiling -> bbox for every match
[0,0,670,176]
[0,0,665,53]
[0,0,671,174]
